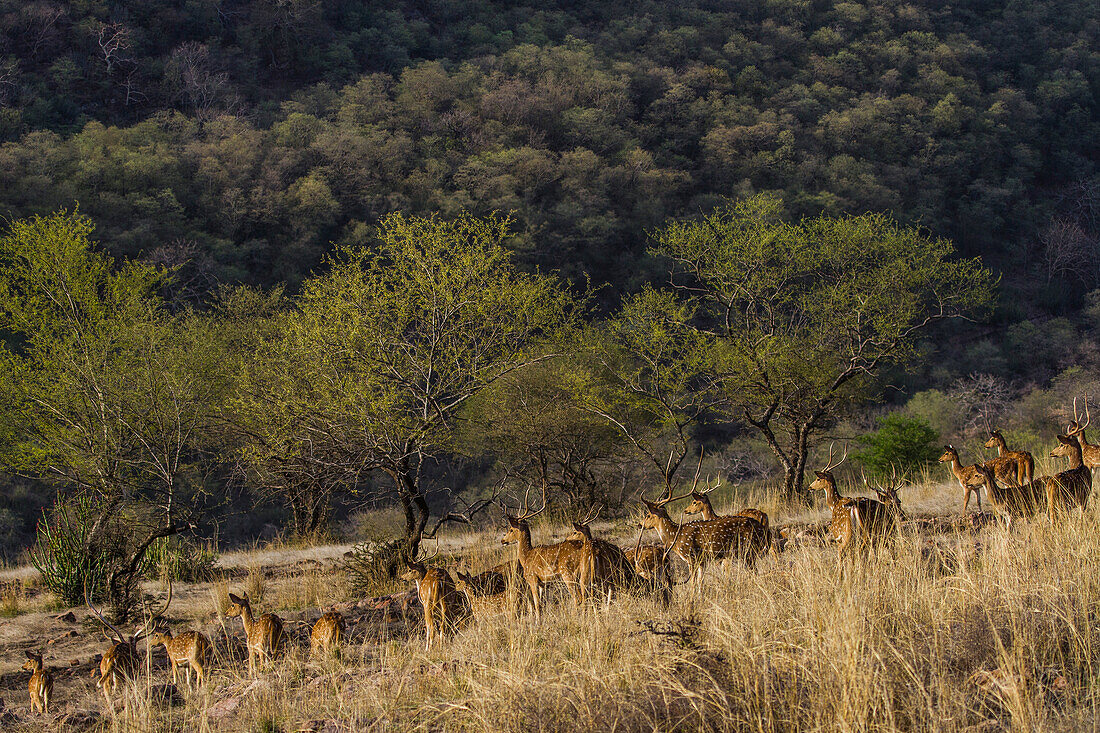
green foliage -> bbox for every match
[854,414,941,477]
[341,540,405,599]
[29,492,123,607]
[650,195,996,496]
[232,212,576,547]
[139,537,218,584]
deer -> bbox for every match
[939,445,987,513]
[148,626,212,690]
[639,459,770,583]
[974,463,1047,530]
[1047,397,1094,520]
[225,591,284,675]
[809,445,905,560]
[683,480,770,531]
[565,505,643,605]
[86,581,172,704]
[22,651,53,714]
[1067,398,1100,469]
[400,549,469,649]
[984,430,1035,486]
[454,569,518,619]
[500,486,591,621]
[309,611,345,658]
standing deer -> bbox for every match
[86,581,172,704]
[309,611,345,658]
[225,591,284,675]
[1047,397,1093,520]
[566,505,643,605]
[148,626,212,690]
[984,430,1035,486]
[640,461,769,583]
[938,445,987,513]
[500,487,590,621]
[400,551,469,649]
[22,651,52,714]
[1068,398,1100,469]
[974,463,1047,529]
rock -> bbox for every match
[58,710,101,730]
[54,611,77,623]
[205,694,241,722]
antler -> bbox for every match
[1069,395,1091,436]
[697,475,721,496]
[822,442,849,473]
[649,446,704,506]
[510,483,547,522]
[576,503,602,527]
[134,578,174,642]
[85,580,126,646]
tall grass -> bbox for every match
[51,499,1100,732]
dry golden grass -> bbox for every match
[5,479,1100,732]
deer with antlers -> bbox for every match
[500,486,594,620]
[86,581,172,704]
[984,430,1035,486]
[22,651,53,714]
[683,480,771,531]
[149,626,212,690]
[225,591,284,675]
[1067,399,1100,469]
[809,446,906,560]
[939,445,988,513]
[309,611,345,658]
[1047,397,1094,520]
[401,548,469,649]
[639,460,769,583]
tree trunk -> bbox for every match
[388,457,429,561]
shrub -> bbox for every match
[342,539,405,598]
[29,492,125,607]
[140,536,218,583]
[854,413,940,476]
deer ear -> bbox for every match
[228,593,243,605]
[813,471,828,480]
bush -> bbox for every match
[140,536,218,583]
[29,492,126,607]
[854,414,941,476]
[342,540,405,598]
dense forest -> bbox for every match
[0,0,1098,562]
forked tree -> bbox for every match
[649,195,995,500]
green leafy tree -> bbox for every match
[854,414,941,476]
[651,195,996,500]
[232,213,575,555]
[0,212,229,615]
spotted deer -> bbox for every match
[1047,397,1094,520]
[809,445,905,560]
[984,430,1035,486]
[149,627,212,689]
[225,591,284,675]
[22,651,52,714]
[974,463,1047,529]
[566,506,643,604]
[1068,397,1100,469]
[640,461,769,583]
[939,445,987,513]
[86,581,172,704]
[500,487,591,620]
[400,551,469,649]
[683,481,770,532]
[454,569,518,619]
[309,611,345,658]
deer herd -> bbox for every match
[17,398,1097,715]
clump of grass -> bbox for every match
[0,579,22,617]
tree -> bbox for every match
[232,213,575,556]
[580,287,722,494]
[651,195,996,500]
[854,414,940,476]
[0,212,229,616]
